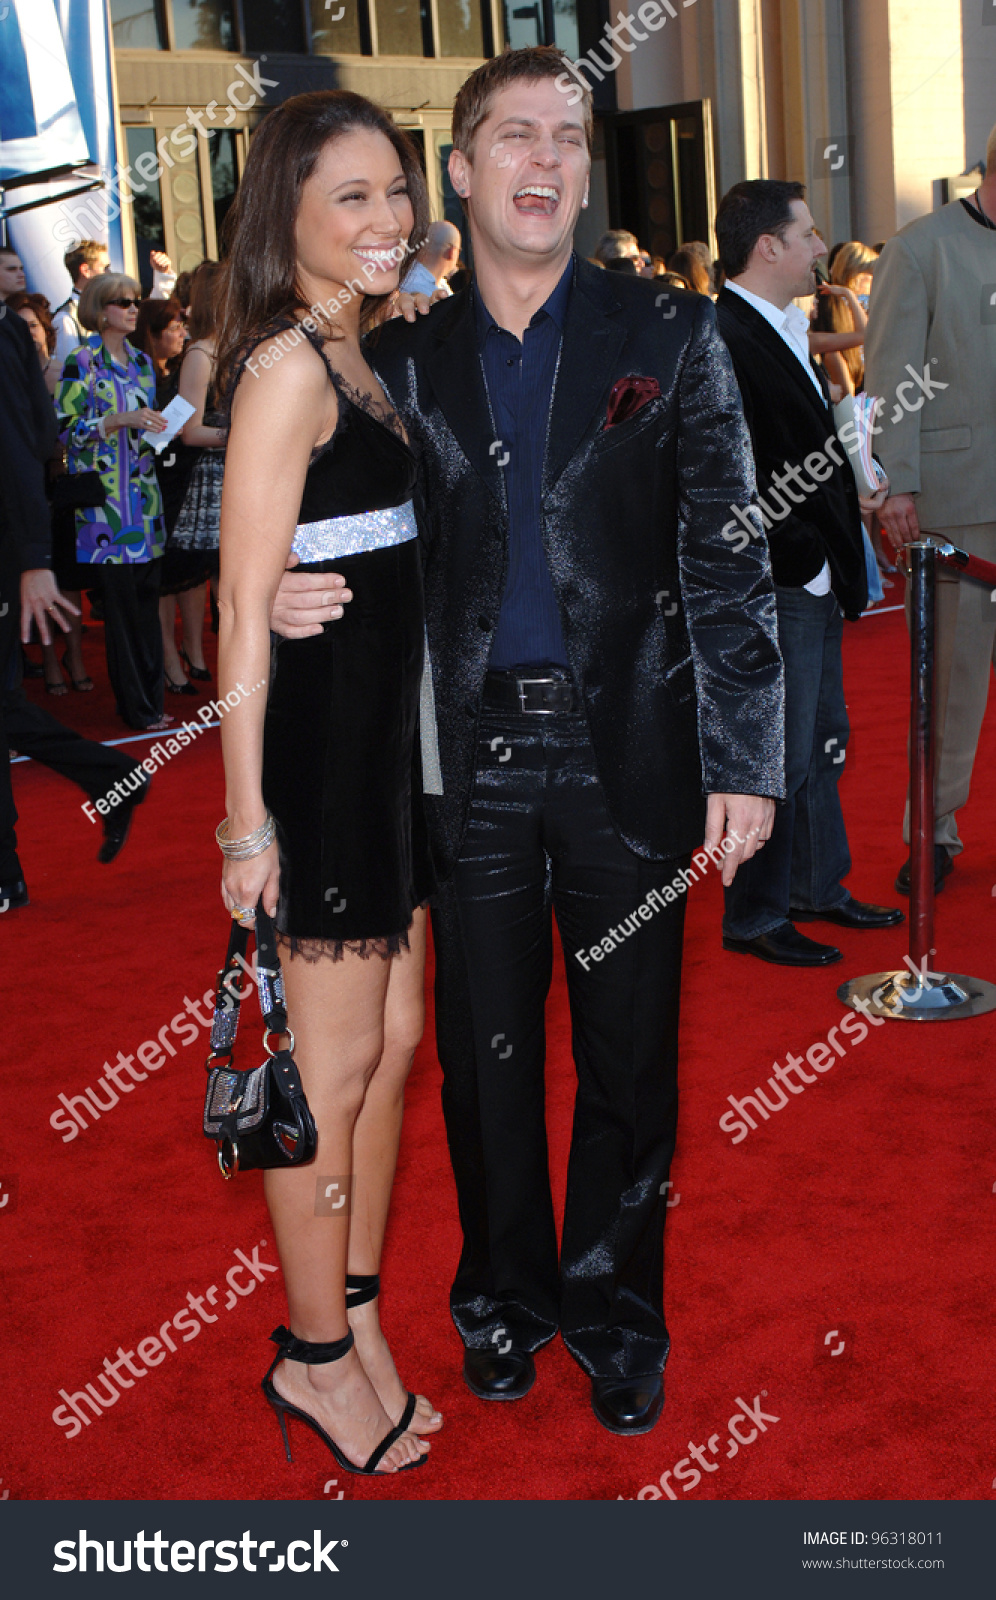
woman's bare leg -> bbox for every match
[159,595,188,684]
[345,911,442,1432]
[263,945,429,1472]
[178,583,208,672]
[41,636,67,693]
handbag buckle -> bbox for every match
[217,1137,239,1180]
[205,1047,234,1072]
[263,1025,296,1057]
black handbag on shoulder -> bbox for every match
[203,899,317,1180]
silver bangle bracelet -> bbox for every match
[216,813,276,860]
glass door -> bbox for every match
[604,100,717,263]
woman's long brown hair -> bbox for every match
[186,260,224,344]
[215,91,430,399]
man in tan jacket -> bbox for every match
[865,122,996,893]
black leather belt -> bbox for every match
[484,669,578,714]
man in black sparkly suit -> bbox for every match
[272,48,784,1436]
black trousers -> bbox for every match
[431,700,689,1380]
[0,560,135,882]
[99,559,163,728]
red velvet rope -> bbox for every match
[934,545,996,588]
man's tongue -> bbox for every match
[514,190,557,216]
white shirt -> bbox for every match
[726,279,831,596]
[726,280,824,394]
[53,290,83,372]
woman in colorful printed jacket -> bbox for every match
[57,272,170,730]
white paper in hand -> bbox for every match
[142,394,195,453]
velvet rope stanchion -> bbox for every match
[838,540,996,1021]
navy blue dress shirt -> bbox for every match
[474,259,573,669]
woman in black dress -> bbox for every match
[215,91,439,1477]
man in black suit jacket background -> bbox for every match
[272,49,784,1436]
[714,181,902,967]
[0,310,147,905]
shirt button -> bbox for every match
[506,358,516,367]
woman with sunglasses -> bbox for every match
[57,273,171,730]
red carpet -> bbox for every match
[4,599,996,1503]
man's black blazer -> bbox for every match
[715,286,867,619]
[0,309,57,572]
[370,257,785,876]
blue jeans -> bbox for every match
[723,584,852,939]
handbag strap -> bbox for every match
[253,899,288,1034]
[206,897,288,1065]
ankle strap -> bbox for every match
[269,1324,354,1364]
[345,1273,380,1307]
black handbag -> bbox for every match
[50,469,106,511]
[51,358,108,512]
[203,899,317,1180]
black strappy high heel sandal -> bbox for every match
[346,1274,437,1431]
[346,1272,380,1307]
[262,1324,423,1475]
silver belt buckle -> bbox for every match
[516,675,561,714]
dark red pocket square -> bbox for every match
[604,375,661,429]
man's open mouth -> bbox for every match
[513,185,560,217]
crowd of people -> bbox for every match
[590,222,897,606]
[0,238,224,717]
[2,45,993,1484]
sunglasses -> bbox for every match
[106,297,141,309]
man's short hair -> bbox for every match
[594,229,639,265]
[451,45,593,159]
[715,180,807,279]
[987,121,996,177]
[64,239,107,283]
[0,244,19,260]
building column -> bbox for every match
[845,0,965,240]
[774,0,853,249]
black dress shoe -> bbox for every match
[591,1374,664,1436]
[723,922,842,966]
[98,774,151,864]
[895,845,954,896]
[791,895,905,929]
[0,879,29,911]
[463,1345,536,1401]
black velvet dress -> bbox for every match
[259,336,434,959]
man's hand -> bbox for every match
[705,793,775,887]
[269,552,352,639]
[858,482,889,517]
[878,492,920,551]
[149,250,174,276]
[391,287,449,323]
[20,569,80,645]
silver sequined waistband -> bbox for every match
[291,499,417,563]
